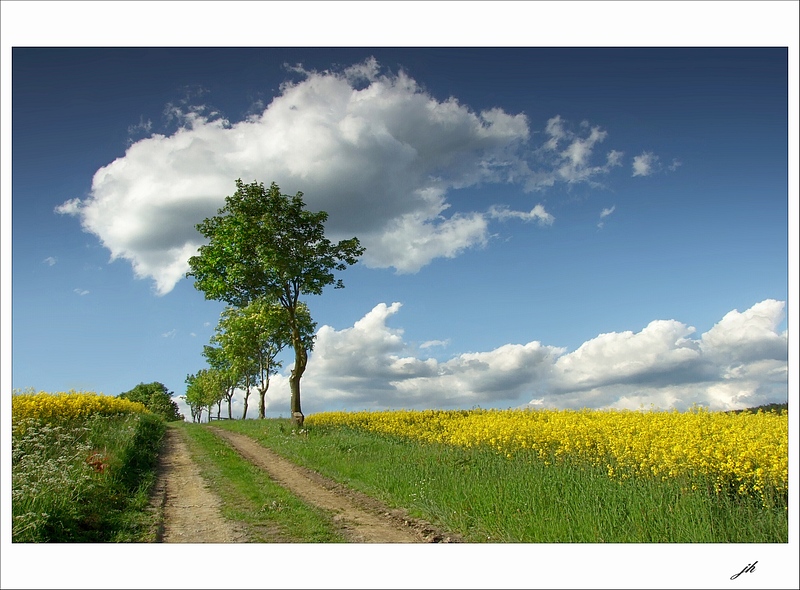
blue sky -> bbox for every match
[2,2,798,588]
[6,36,795,423]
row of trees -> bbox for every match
[182,180,364,425]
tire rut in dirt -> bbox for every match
[210,427,460,543]
[151,427,247,543]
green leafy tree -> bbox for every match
[202,345,240,419]
[211,300,313,419]
[184,370,225,423]
[206,312,259,421]
[119,381,184,422]
[187,180,364,425]
[183,373,206,423]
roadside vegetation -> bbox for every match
[11,390,165,542]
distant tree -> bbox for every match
[184,370,225,423]
[119,381,184,422]
[730,402,788,415]
[202,345,240,420]
[187,179,364,425]
[183,373,206,423]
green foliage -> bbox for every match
[187,179,364,308]
[213,300,292,371]
[184,370,227,422]
[209,299,317,419]
[202,344,240,419]
[119,381,184,422]
[12,413,165,542]
[186,179,364,420]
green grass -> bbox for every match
[13,409,786,544]
[214,418,788,543]
[179,423,347,542]
[11,413,165,542]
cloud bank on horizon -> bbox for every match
[178,298,787,419]
[55,58,669,295]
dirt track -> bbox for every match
[151,426,458,543]
[150,427,246,543]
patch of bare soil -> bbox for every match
[150,427,247,543]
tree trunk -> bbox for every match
[286,304,308,428]
[242,380,251,420]
[289,344,307,427]
[258,382,268,419]
[258,360,269,419]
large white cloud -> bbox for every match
[56,58,650,294]
[186,298,787,419]
[700,299,788,363]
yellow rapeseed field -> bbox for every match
[307,407,788,502]
[12,390,148,432]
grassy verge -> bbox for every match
[214,418,788,543]
[11,413,165,542]
[179,423,347,542]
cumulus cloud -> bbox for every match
[56,59,641,295]
[544,300,787,410]
[700,299,788,364]
[552,319,704,392]
[43,256,57,266]
[73,288,89,296]
[203,298,787,418]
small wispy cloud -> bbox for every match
[43,256,57,266]
[127,116,153,137]
[489,204,554,225]
[73,288,89,296]
[633,152,681,177]
[420,339,450,350]
[161,329,177,338]
[597,205,616,229]
[54,199,82,216]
